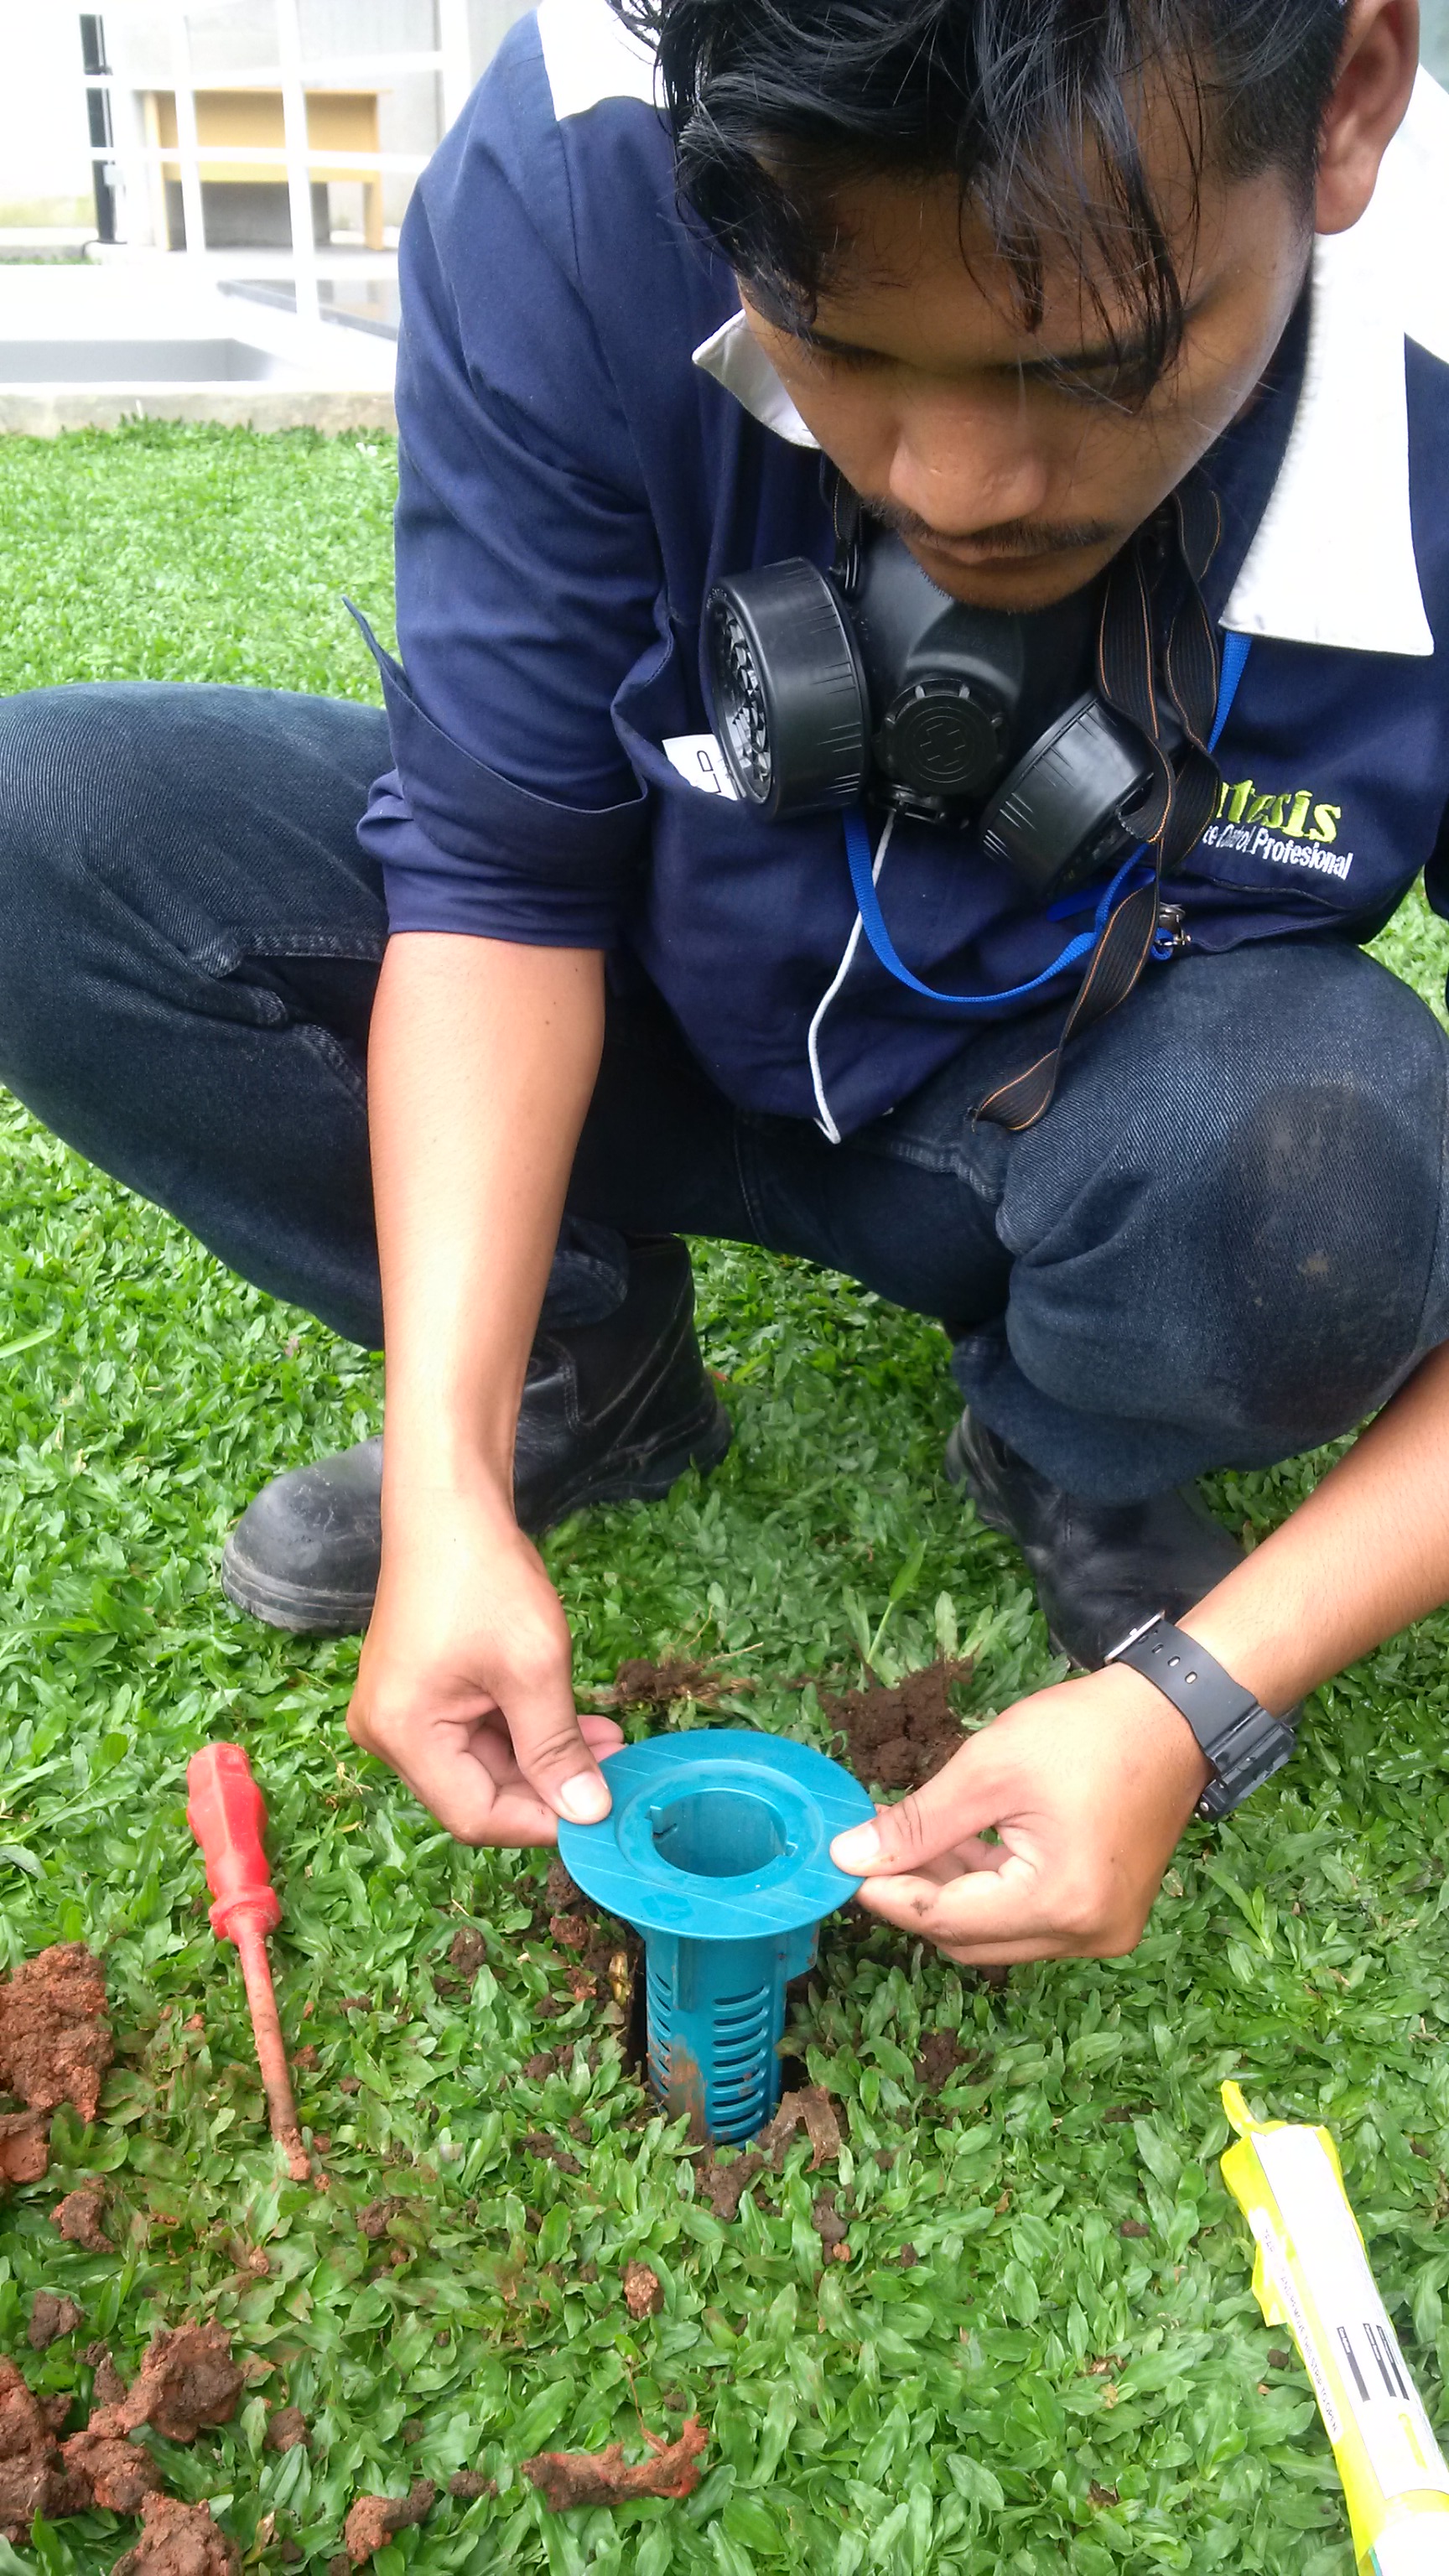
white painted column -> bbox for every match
[437,0,474,129]
[169,4,207,262]
[275,0,321,331]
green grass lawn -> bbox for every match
[3,421,1449,2576]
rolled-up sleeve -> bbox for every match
[357,33,663,946]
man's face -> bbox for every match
[740,150,1314,613]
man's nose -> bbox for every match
[886,400,1052,539]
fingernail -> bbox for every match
[832,1823,880,1872]
[558,1771,611,1825]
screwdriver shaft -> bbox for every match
[233,1916,310,2183]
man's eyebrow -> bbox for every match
[795,296,1207,377]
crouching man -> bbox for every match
[1,0,1448,1962]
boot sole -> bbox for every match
[219,1398,735,1635]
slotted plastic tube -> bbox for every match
[186,1742,310,2182]
[558,1731,875,2142]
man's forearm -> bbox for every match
[368,932,605,1499]
[1183,1341,1449,1713]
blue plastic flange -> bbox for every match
[558,1730,875,2143]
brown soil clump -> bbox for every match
[114,2324,244,2442]
[357,2199,399,2241]
[543,1858,582,1911]
[53,2184,109,2250]
[62,2423,164,2514]
[522,2417,707,2511]
[914,2030,967,2089]
[821,1659,974,1794]
[112,2493,239,2576]
[621,2262,662,2319]
[0,1945,112,2122]
[265,2407,308,2454]
[84,2344,128,2407]
[447,2472,496,2501]
[0,2111,50,2185]
[520,2132,581,2176]
[0,2358,91,2537]
[756,2085,842,2168]
[447,1928,486,1976]
[28,2292,83,2350]
[593,1659,747,1711]
[342,2479,435,2565]
[812,2191,849,2249]
[698,2153,766,2221]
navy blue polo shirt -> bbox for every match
[358,0,1449,1142]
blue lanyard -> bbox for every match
[843,628,1252,1013]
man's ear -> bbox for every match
[1315,0,1420,236]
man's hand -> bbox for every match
[828,1664,1210,1964]
[348,1481,620,1846]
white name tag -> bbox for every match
[662,733,740,798]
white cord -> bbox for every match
[806,809,896,1143]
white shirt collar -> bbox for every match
[693,69,1449,660]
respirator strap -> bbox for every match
[975,485,1233,1131]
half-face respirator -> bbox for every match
[705,531,1173,904]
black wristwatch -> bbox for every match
[1104,1613,1296,1819]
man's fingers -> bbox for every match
[830,1743,997,1878]
[497,1648,614,1823]
[363,1712,539,1844]
[855,1847,1141,1962]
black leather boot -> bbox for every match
[221,1236,730,1633]
[945,1410,1243,1670]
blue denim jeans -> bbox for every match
[1,679,1446,1502]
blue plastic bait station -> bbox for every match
[558,1731,875,2143]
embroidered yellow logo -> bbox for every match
[1201,779,1353,884]
[1215,778,1342,844]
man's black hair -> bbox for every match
[612,0,1349,390]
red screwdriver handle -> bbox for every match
[186,1742,281,1942]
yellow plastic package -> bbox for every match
[1220,2081,1449,2574]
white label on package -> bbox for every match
[1255,2126,1449,2504]
[662,734,740,798]
[1371,2518,1449,2573]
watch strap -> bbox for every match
[1104,1613,1296,1818]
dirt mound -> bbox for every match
[0,2111,50,2185]
[522,2418,707,2511]
[756,2085,842,2168]
[111,2325,243,2444]
[29,2293,83,2350]
[621,2262,662,2319]
[914,2029,979,2089]
[265,2407,308,2454]
[0,1945,112,2122]
[1,2325,247,2541]
[84,2344,127,2407]
[698,2153,765,2221]
[342,2479,435,2565]
[594,1659,745,1711]
[112,2494,239,2576]
[62,2423,164,2514]
[821,1659,974,1793]
[53,2184,109,2249]
[0,2358,90,2538]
